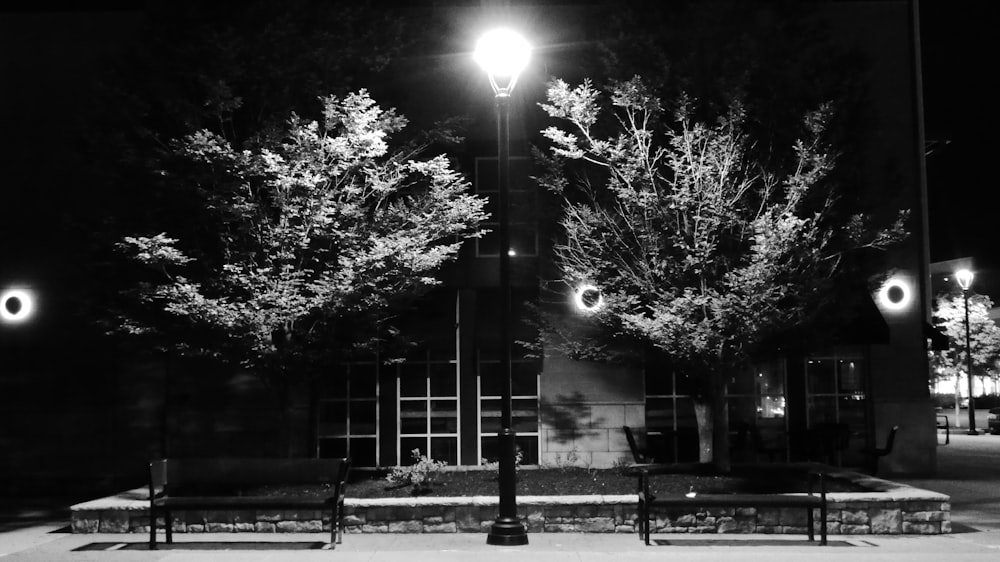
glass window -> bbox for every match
[317,362,379,466]
[397,350,459,466]
[644,356,700,463]
[804,353,867,465]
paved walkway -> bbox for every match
[2,433,1000,561]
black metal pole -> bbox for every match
[487,91,528,546]
[964,289,977,434]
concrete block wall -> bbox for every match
[539,401,645,468]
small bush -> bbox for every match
[385,449,448,495]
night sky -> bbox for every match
[2,0,999,305]
[921,0,1000,268]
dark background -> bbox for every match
[921,0,1000,268]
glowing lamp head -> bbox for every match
[955,269,974,291]
[475,28,530,93]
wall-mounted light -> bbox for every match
[877,277,912,311]
[1,288,35,324]
[573,284,604,313]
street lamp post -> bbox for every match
[955,269,977,435]
[475,28,530,546]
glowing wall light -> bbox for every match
[877,277,912,311]
[1,288,35,324]
[573,284,604,313]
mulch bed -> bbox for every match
[241,466,866,499]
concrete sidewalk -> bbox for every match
[3,433,1000,561]
[3,529,1000,562]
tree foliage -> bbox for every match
[539,76,906,374]
[929,292,1000,385]
[117,90,488,378]
[536,76,908,464]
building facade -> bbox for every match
[312,0,937,475]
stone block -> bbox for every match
[825,522,841,535]
[343,514,365,527]
[255,522,276,532]
[365,507,390,522]
[624,405,645,427]
[716,516,739,533]
[186,524,205,533]
[778,507,807,526]
[735,507,756,517]
[542,429,579,453]
[170,520,187,533]
[206,523,235,533]
[544,523,577,532]
[841,509,868,525]
[941,520,952,533]
[455,506,480,531]
[869,508,902,534]
[757,508,780,526]
[578,517,615,532]
[615,524,635,533]
[904,511,946,522]
[424,522,457,533]
[98,511,130,533]
[72,517,99,533]
[575,429,610,452]
[235,523,254,532]
[277,520,322,532]
[840,524,870,534]
[675,514,698,526]
[362,524,389,533]
[388,520,423,533]
[902,521,939,535]
[589,405,626,429]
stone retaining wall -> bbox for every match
[71,474,951,536]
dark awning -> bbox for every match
[836,292,889,345]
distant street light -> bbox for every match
[955,269,978,435]
[475,27,530,547]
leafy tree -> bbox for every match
[929,292,1000,419]
[536,76,907,468]
[117,91,488,451]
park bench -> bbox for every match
[148,458,350,550]
[630,462,828,546]
[860,425,899,476]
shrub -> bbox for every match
[385,449,448,495]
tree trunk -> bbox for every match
[693,370,731,472]
[955,372,962,428]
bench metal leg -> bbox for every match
[820,503,828,545]
[149,509,157,550]
[807,507,815,541]
[165,510,173,544]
